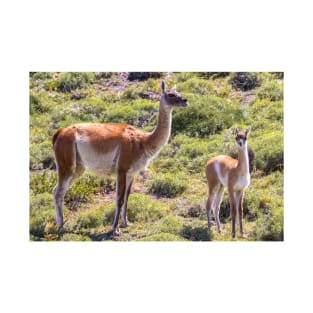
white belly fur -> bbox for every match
[75,135,120,174]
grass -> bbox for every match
[29,72,284,241]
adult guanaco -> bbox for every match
[205,127,251,238]
[52,80,188,236]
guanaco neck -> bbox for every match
[145,101,172,157]
[236,145,249,175]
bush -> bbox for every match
[30,170,57,195]
[67,207,104,231]
[252,207,283,241]
[30,193,57,238]
[30,140,55,170]
[29,92,54,114]
[148,173,188,198]
[172,94,244,137]
[30,192,54,213]
[229,72,260,91]
[30,72,53,80]
[128,72,163,81]
[57,72,95,92]
[138,233,187,241]
[154,215,185,234]
[177,77,214,95]
[251,130,284,173]
[198,72,230,79]
[95,72,113,79]
[256,80,283,101]
[103,193,168,225]
[53,98,108,124]
[180,220,211,241]
[61,233,92,241]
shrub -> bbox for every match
[29,92,54,114]
[256,80,283,101]
[95,72,113,79]
[180,220,211,241]
[30,192,54,213]
[138,233,187,241]
[128,72,163,81]
[198,72,230,79]
[177,77,214,95]
[57,72,95,92]
[172,94,244,137]
[30,140,55,170]
[53,98,108,123]
[252,207,283,241]
[251,130,284,173]
[30,193,57,238]
[175,72,197,82]
[148,173,188,198]
[30,170,57,195]
[103,193,168,225]
[30,72,53,80]
[154,215,184,234]
[67,207,104,231]
[229,72,260,91]
[61,233,92,241]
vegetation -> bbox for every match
[29,72,284,241]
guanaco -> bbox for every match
[205,127,251,238]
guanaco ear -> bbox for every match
[234,128,239,135]
[245,126,251,137]
[161,80,165,93]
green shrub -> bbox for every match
[29,92,54,114]
[67,207,104,231]
[95,72,113,79]
[153,215,185,234]
[177,77,214,95]
[251,130,284,173]
[29,193,56,237]
[256,80,283,101]
[229,72,260,91]
[30,72,53,80]
[198,72,230,79]
[52,98,108,124]
[57,72,95,92]
[148,173,188,198]
[61,233,92,241]
[128,72,163,81]
[252,207,283,241]
[103,193,168,225]
[30,170,109,204]
[30,192,54,213]
[138,233,187,241]
[175,72,197,82]
[172,94,244,137]
[30,170,57,195]
[30,140,55,170]
[180,220,211,241]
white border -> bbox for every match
[1,1,312,312]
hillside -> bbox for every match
[29,72,284,241]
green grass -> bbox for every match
[29,72,284,241]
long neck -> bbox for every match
[146,103,172,155]
[237,146,249,174]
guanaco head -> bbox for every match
[234,126,251,149]
[160,80,188,108]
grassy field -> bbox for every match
[29,72,284,241]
